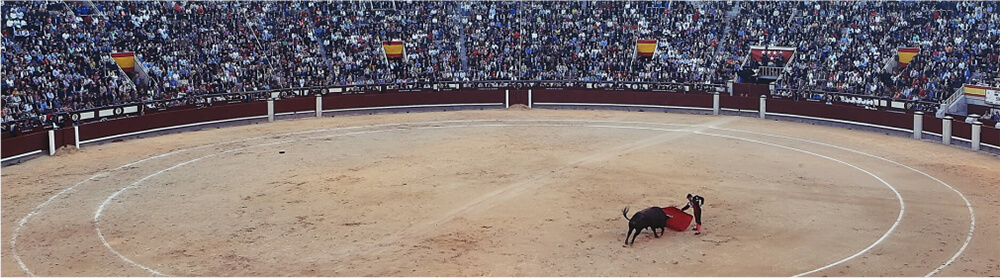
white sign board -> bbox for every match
[987,89,1000,105]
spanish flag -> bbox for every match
[383,40,404,59]
[636,40,657,58]
[111,52,135,72]
[964,84,989,98]
[897,47,919,67]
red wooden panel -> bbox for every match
[767,99,912,130]
[720,96,759,110]
[923,115,943,134]
[509,90,529,106]
[78,102,266,142]
[952,121,973,141]
[1,131,48,158]
[322,90,505,110]
[274,97,316,113]
[982,126,1000,146]
[532,89,713,109]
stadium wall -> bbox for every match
[2,88,997,164]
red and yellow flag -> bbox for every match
[111,52,135,72]
[383,41,404,59]
[897,47,919,67]
[636,40,657,57]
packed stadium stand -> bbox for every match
[3,1,1000,131]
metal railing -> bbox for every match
[758,66,784,78]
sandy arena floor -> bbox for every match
[1,109,999,276]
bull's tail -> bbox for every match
[622,206,631,221]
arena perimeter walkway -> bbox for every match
[2,110,998,276]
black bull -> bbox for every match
[622,206,672,245]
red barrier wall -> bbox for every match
[275,97,316,114]
[510,90,529,106]
[532,89,713,108]
[732,83,770,97]
[321,90,504,110]
[3,89,997,161]
[721,96,759,111]
[78,102,267,142]
[983,127,1000,146]
[1,131,48,158]
[767,99,913,130]
[953,121,973,142]
[923,115,944,135]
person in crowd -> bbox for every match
[3,1,998,128]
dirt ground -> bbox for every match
[2,109,998,276]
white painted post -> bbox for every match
[727,80,734,96]
[505,89,510,109]
[315,94,323,118]
[942,116,953,145]
[528,89,532,109]
[74,125,80,149]
[913,111,924,139]
[712,92,720,115]
[48,130,56,156]
[267,98,275,122]
[759,95,767,119]
[972,121,982,151]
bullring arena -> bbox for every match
[2,88,999,276]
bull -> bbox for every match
[621,206,671,246]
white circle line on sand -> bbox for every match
[701,126,974,277]
[93,123,625,276]
[90,120,901,277]
[11,118,519,276]
[692,130,904,277]
[508,118,972,276]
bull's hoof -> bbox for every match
[622,244,629,248]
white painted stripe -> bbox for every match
[459,118,974,275]
[1,150,43,163]
[274,110,314,116]
[921,131,1000,151]
[533,102,713,111]
[698,125,975,277]
[765,112,912,133]
[721,108,759,113]
[79,115,268,145]
[505,118,972,276]
[12,117,976,276]
[696,129,906,276]
[14,119,521,276]
[321,103,503,113]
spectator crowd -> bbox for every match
[3,1,1000,128]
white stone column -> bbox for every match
[315,94,323,118]
[712,92,720,115]
[913,111,924,139]
[48,130,56,156]
[759,95,767,119]
[528,89,532,109]
[942,116,953,145]
[972,121,982,151]
[267,98,275,122]
[74,125,80,149]
[505,89,510,109]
